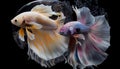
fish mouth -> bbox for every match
[11,19,14,24]
[11,19,22,27]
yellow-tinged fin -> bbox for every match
[27,29,68,60]
[19,28,25,41]
[26,28,35,40]
[31,4,57,17]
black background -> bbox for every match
[0,0,117,69]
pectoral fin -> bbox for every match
[26,28,35,40]
[18,28,25,41]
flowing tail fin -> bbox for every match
[27,29,68,67]
[77,15,110,67]
[70,15,110,69]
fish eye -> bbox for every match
[76,28,81,34]
[14,19,17,22]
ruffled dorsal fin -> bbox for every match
[73,6,95,26]
[72,6,81,20]
[31,4,58,17]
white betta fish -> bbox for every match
[60,7,110,69]
[11,3,68,67]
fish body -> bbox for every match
[11,11,57,30]
[60,7,110,69]
[11,4,69,67]
[60,21,89,36]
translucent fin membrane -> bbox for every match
[12,0,74,68]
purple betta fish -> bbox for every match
[60,7,110,69]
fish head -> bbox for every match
[59,25,69,36]
[59,21,76,36]
[60,21,89,36]
[11,13,25,27]
[11,12,36,27]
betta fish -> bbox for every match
[11,3,69,67]
[60,7,110,69]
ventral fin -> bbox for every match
[18,28,25,41]
[26,28,35,40]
